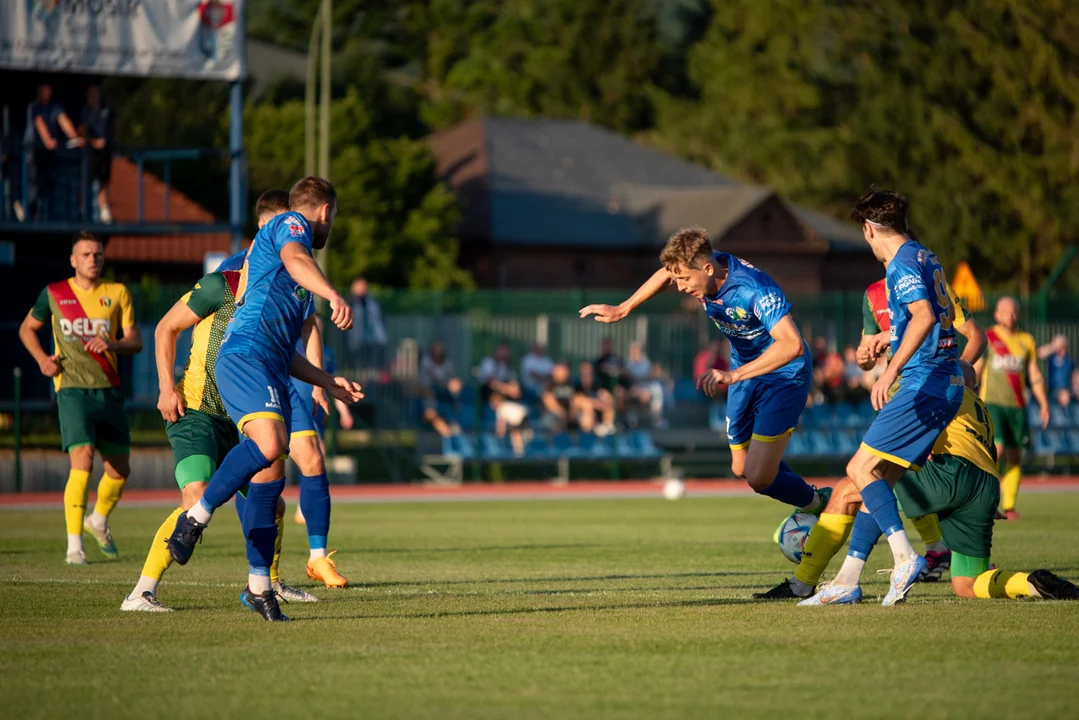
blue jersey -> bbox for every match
[698,252,809,381]
[219,213,317,380]
[886,240,960,392]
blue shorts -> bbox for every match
[725,371,810,450]
[289,382,320,438]
[215,352,293,435]
[861,382,963,470]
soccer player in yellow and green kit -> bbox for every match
[18,231,143,565]
[976,297,1050,519]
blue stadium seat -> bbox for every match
[786,433,809,458]
[836,402,862,428]
[551,433,576,457]
[481,433,510,459]
[632,431,662,458]
[1028,404,1042,429]
[1068,431,1079,454]
[833,430,859,456]
[442,434,476,459]
[808,430,834,456]
[579,433,611,458]
[525,436,550,458]
[674,377,704,402]
[802,404,833,429]
[1033,431,1067,456]
[613,434,638,458]
[1050,404,1074,429]
[708,402,726,433]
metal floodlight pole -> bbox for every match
[305,3,322,178]
[318,0,332,182]
[228,80,245,254]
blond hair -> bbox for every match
[659,226,713,271]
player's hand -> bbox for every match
[43,136,58,151]
[38,354,61,377]
[329,294,353,331]
[869,332,891,359]
[327,375,364,404]
[697,369,735,397]
[157,387,186,423]
[855,344,874,367]
[311,386,330,419]
[1040,404,1050,430]
[84,336,111,354]
[870,371,896,411]
[579,303,628,324]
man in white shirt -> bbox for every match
[520,342,554,400]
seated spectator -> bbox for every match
[542,361,592,433]
[520,342,554,401]
[576,361,616,436]
[420,340,462,438]
[625,341,667,428]
[490,392,529,456]
[842,345,870,403]
[814,340,844,404]
[1039,335,1075,409]
[17,83,83,221]
[594,337,630,409]
[79,84,115,224]
[478,342,521,404]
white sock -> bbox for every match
[886,530,917,563]
[187,501,212,525]
[87,511,107,530]
[1027,582,1042,598]
[66,534,84,554]
[309,548,327,560]
[249,573,271,594]
[800,491,823,514]
[131,575,159,598]
[788,576,814,597]
[925,540,947,553]
[832,555,866,587]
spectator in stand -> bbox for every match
[16,83,83,221]
[420,340,462,438]
[625,341,667,428]
[478,342,521,404]
[490,392,529,456]
[520,342,554,401]
[79,84,115,224]
[812,338,844,404]
[577,361,616,436]
[346,276,388,372]
[1038,335,1075,409]
[543,361,585,433]
[594,337,630,410]
[693,339,730,391]
[842,345,870,403]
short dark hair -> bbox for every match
[850,189,909,234]
[289,176,336,212]
[255,189,289,218]
[72,230,102,250]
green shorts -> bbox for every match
[986,403,1029,451]
[165,409,239,489]
[894,454,999,561]
[57,387,131,454]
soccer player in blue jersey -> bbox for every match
[802,189,965,607]
[219,190,350,588]
[167,177,361,621]
[580,227,829,515]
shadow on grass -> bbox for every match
[347,543,608,555]
[356,570,771,589]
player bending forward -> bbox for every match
[19,231,143,565]
[167,177,360,622]
[581,227,830,517]
[796,362,1078,604]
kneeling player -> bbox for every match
[797,363,1078,604]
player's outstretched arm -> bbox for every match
[154,300,201,422]
[290,351,364,405]
[280,244,353,330]
[19,310,60,378]
[870,299,935,410]
[579,267,672,323]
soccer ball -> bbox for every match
[662,478,686,501]
[775,512,817,563]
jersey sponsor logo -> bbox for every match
[754,293,783,315]
[737,258,756,269]
[293,286,310,303]
[725,306,750,321]
[938,337,957,350]
[58,298,77,305]
[950,374,964,386]
[711,318,766,340]
[59,317,109,339]
[894,274,924,296]
[285,216,305,237]
[990,354,1025,372]
[99,296,112,308]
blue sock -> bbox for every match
[860,479,905,536]
[300,472,330,549]
[243,478,285,571]
[199,439,273,515]
[756,461,815,508]
[847,511,883,560]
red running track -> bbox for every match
[3,476,1079,509]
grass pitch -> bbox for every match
[2,492,1078,719]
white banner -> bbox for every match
[0,1,245,81]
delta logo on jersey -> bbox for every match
[59,317,109,340]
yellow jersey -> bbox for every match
[933,387,998,477]
[980,325,1036,408]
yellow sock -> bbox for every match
[93,474,127,519]
[1000,464,1022,511]
[270,513,285,585]
[64,469,92,535]
[795,513,855,586]
[910,513,943,548]
[141,507,182,581]
[973,569,1031,599]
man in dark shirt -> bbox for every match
[80,85,115,224]
[542,362,587,433]
[18,83,82,221]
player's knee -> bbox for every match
[951,576,977,599]
[104,455,130,478]
[254,436,288,463]
[830,478,862,515]
[69,444,94,469]
[742,465,773,491]
[291,435,325,475]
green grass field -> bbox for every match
[3,492,1079,719]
